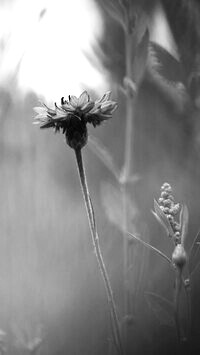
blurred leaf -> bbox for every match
[101,182,137,232]
[101,0,126,30]
[153,199,174,237]
[148,42,188,113]
[179,204,189,246]
[134,10,148,44]
[145,292,175,328]
[149,42,182,82]
[119,163,140,184]
[132,29,149,85]
[88,135,120,180]
[188,229,200,276]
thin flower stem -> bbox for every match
[182,270,191,341]
[75,148,124,355]
[174,269,182,343]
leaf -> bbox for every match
[132,29,149,85]
[148,42,188,113]
[134,11,148,44]
[149,42,182,82]
[101,182,138,232]
[88,136,119,180]
[179,204,189,247]
[127,232,171,264]
[145,292,175,328]
[188,229,200,276]
[101,0,126,30]
[153,199,174,237]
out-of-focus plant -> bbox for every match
[33,91,124,355]
[11,321,43,355]
[128,182,200,348]
[0,329,6,355]
[89,0,187,350]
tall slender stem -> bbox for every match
[75,148,124,355]
[182,271,191,341]
[121,29,135,344]
[174,269,182,343]
[124,33,135,179]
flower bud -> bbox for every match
[163,199,172,207]
[172,244,187,269]
[161,191,169,198]
[161,182,171,190]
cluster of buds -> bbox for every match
[157,182,181,244]
[154,182,189,271]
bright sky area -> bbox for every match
[0,0,176,102]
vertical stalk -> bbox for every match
[185,284,191,341]
[124,32,135,179]
[174,269,182,343]
[121,29,135,345]
[182,272,191,341]
[75,148,124,355]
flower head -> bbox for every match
[33,91,117,150]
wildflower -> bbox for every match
[33,91,117,150]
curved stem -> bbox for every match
[75,148,124,355]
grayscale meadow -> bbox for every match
[0,1,200,355]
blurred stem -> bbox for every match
[185,284,191,341]
[182,268,191,341]
[124,33,134,179]
[174,268,182,343]
[75,148,124,355]
[121,29,135,342]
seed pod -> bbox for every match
[172,244,187,269]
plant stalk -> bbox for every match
[174,268,182,343]
[75,148,124,355]
[121,28,135,345]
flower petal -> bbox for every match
[69,95,78,108]
[97,91,112,103]
[59,102,75,112]
[81,101,95,114]
[33,107,47,114]
[77,91,90,107]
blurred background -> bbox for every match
[0,0,200,354]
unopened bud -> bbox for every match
[172,244,187,269]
